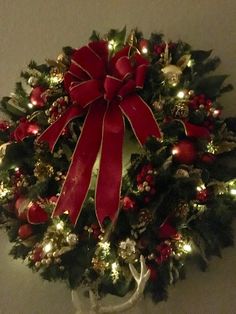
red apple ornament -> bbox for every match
[30,86,47,108]
[18,224,33,239]
[172,140,197,164]
[27,201,48,224]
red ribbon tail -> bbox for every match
[96,104,125,226]
[52,101,107,225]
[37,106,83,151]
[177,120,210,139]
[119,94,162,145]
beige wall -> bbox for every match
[0,1,236,313]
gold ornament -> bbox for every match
[152,100,164,112]
[175,201,189,218]
[162,54,191,86]
[92,257,108,273]
[28,76,38,87]
[118,238,137,263]
[57,53,70,65]
[176,54,191,70]
[175,168,189,178]
[126,29,137,47]
[66,233,79,246]
[0,143,10,164]
[131,209,153,238]
[139,208,153,225]
[171,102,189,118]
[34,160,54,181]
[162,64,182,86]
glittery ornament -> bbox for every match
[152,100,164,112]
[28,76,38,87]
[66,233,79,246]
[118,238,137,263]
[175,201,189,218]
[162,65,182,86]
[175,168,189,178]
[172,102,189,118]
[47,97,68,124]
[34,160,54,181]
[139,209,153,225]
[92,257,108,273]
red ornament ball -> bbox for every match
[196,188,209,203]
[122,196,136,212]
[18,224,33,239]
[15,196,28,221]
[30,86,47,108]
[139,39,149,54]
[148,265,158,281]
[27,201,48,224]
[32,246,43,262]
[158,221,179,239]
[172,140,197,165]
[200,153,216,164]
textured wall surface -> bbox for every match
[0,1,236,313]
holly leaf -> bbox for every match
[89,30,100,41]
[191,50,212,62]
[194,75,228,99]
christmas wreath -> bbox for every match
[0,28,236,312]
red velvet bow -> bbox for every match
[38,41,162,226]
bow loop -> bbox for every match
[117,79,136,100]
[115,56,133,80]
[73,46,105,79]
[104,76,122,102]
[70,80,103,107]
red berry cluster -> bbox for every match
[0,120,10,131]
[122,196,136,212]
[136,164,156,201]
[153,42,176,55]
[188,94,212,111]
[155,242,172,265]
[47,97,68,124]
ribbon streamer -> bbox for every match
[38,40,162,225]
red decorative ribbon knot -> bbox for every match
[38,40,162,226]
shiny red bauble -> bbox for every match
[200,153,216,164]
[196,188,209,203]
[30,86,47,108]
[15,196,28,221]
[18,224,33,239]
[172,140,197,165]
[27,201,48,224]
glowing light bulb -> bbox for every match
[56,221,64,230]
[187,59,193,67]
[183,243,192,253]
[43,242,52,253]
[108,40,116,50]
[141,47,148,54]
[28,102,33,109]
[111,262,120,283]
[99,241,111,256]
[213,109,220,118]
[172,148,179,155]
[230,189,236,195]
[15,167,19,172]
[196,184,205,191]
[177,91,185,99]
